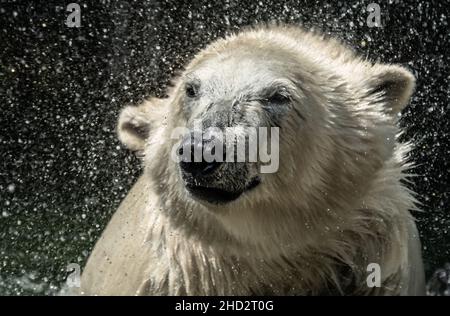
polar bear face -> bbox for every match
[175,50,304,204]
[118,28,415,221]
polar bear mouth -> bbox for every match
[185,177,261,204]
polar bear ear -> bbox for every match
[117,105,151,152]
[367,65,416,115]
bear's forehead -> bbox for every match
[188,53,294,96]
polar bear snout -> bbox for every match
[178,134,224,177]
[176,131,260,205]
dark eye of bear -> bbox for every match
[268,90,290,104]
[185,83,198,98]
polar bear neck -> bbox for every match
[141,142,417,294]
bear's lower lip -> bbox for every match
[185,185,243,204]
[185,177,261,205]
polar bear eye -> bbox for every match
[267,90,290,104]
[185,83,199,98]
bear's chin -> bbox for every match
[185,185,243,204]
[185,176,261,205]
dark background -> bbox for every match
[0,0,448,295]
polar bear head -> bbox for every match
[117,27,415,243]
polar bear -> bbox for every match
[81,26,425,295]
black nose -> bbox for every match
[178,134,223,176]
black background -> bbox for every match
[0,0,448,295]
